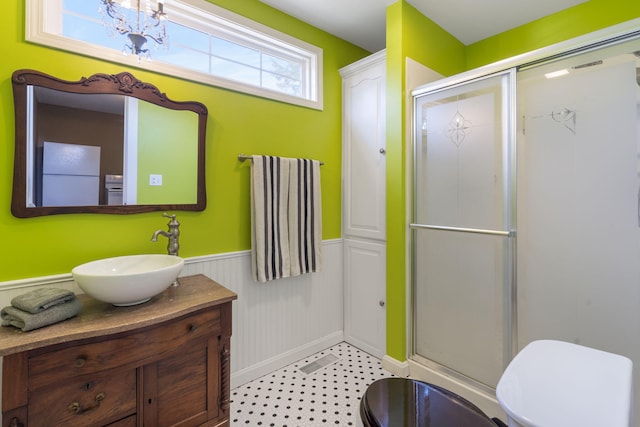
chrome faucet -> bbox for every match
[151,213,180,256]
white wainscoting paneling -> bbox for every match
[182,239,344,388]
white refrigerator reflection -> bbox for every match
[42,141,100,206]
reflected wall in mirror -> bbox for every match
[11,69,207,217]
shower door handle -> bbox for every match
[410,223,515,237]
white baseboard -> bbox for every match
[344,336,384,359]
[380,354,410,377]
[231,331,344,389]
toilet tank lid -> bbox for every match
[496,340,633,427]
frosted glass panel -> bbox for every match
[415,76,509,231]
[414,229,506,387]
[412,72,513,388]
[517,49,640,367]
[516,40,640,423]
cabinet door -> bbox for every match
[344,238,386,358]
[143,336,220,427]
[342,56,386,241]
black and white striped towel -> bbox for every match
[288,158,322,277]
[250,155,322,283]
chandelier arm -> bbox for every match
[102,1,127,23]
[144,34,164,45]
[115,20,134,36]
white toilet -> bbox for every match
[496,340,634,427]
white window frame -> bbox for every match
[26,0,324,110]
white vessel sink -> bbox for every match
[72,254,184,306]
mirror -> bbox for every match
[11,69,207,217]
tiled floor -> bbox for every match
[230,342,395,426]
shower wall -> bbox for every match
[517,53,640,416]
[411,35,640,422]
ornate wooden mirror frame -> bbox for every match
[11,69,207,217]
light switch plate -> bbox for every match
[149,174,163,186]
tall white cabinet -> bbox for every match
[340,51,386,358]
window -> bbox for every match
[27,0,323,109]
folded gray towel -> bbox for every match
[11,288,76,314]
[1,298,82,331]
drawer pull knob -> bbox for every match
[188,324,197,332]
[68,392,105,415]
[9,417,24,427]
[74,357,86,368]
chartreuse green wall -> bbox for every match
[466,0,640,69]
[384,1,466,361]
[137,102,198,205]
[384,0,640,361]
[0,0,368,281]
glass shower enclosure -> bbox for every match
[411,32,640,410]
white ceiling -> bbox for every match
[258,0,588,52]
[35,87,125,115]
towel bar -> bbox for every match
[238,154,324,165]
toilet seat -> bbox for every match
[360,378,498,427]
[496,340,633,427]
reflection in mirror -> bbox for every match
[11,69,207,217]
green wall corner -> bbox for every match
[384,0,466,361]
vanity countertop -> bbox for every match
[0,274,237,357]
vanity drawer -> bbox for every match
[28,308,221,390]
[28,367,136,427]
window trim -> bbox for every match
[26,0,324,110]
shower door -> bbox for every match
[411,70,516,389]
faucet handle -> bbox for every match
[163,212,179,227]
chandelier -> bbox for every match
[99,0,168,59]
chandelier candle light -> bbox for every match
[99,0,168,59]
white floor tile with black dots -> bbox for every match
[231,342,394,426]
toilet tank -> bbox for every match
[496,340,633,427]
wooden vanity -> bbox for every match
[0,274,237,427]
